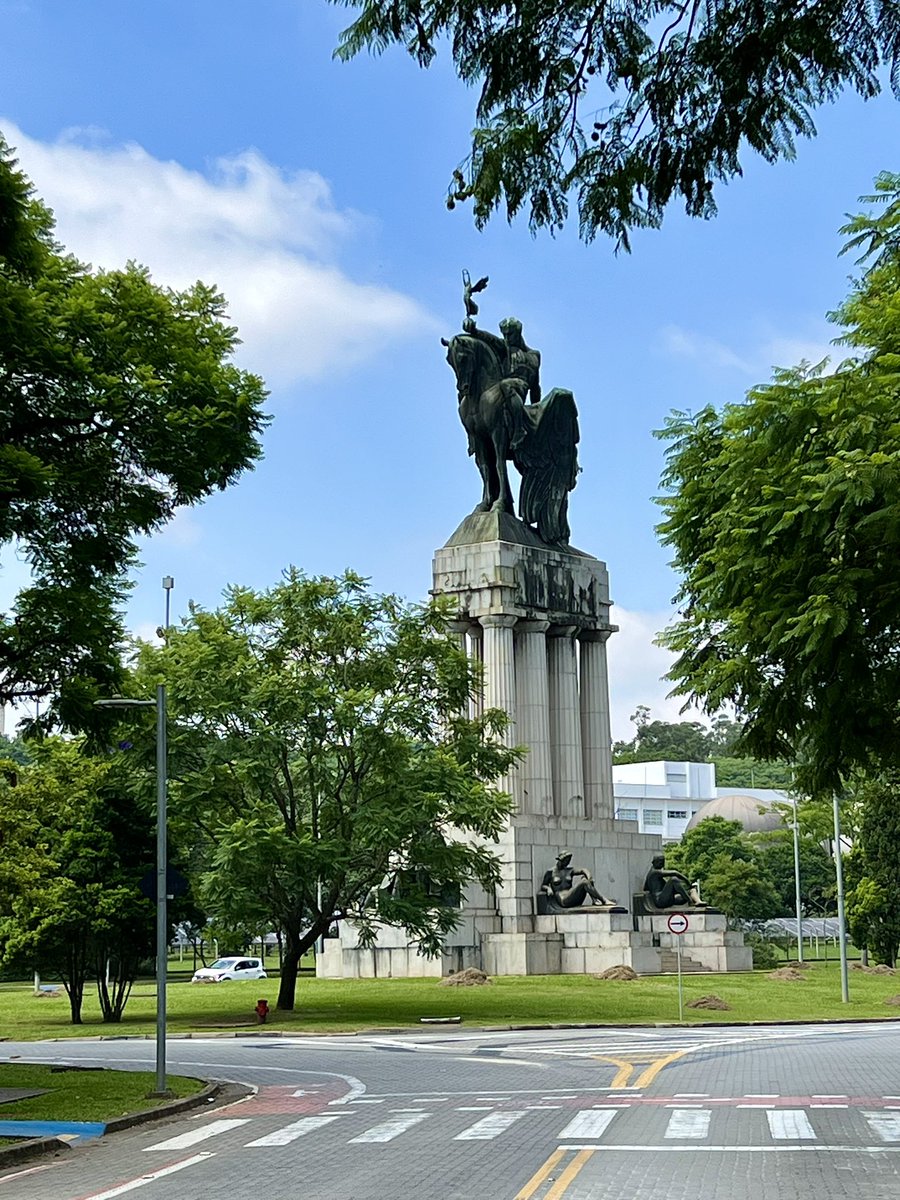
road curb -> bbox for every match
[0,1079,252,1170]
[0,1135,72,1167]
[103,1078,234,1133]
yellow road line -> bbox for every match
[590,1056,638,1087]
[544,1149,595,1200]
[512,1148,567,1200]
[591,1047,694,1089]
[634,1048,691,1088]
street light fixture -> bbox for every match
[95,576,174,1095]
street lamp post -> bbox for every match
[833,794,850,1004]
[95,576,174,1096]
[792,795,803,964]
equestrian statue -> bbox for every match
[442,272,580,546]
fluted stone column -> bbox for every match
[579,628,614,820]
[547,625,584,817]
[480,615,518,802]
[479,615,517,733]
[446,620,471,728]
[466,622,484,721]
[514,619,552,815]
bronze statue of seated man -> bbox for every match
[640,854,711,911]
[537,853,626,914]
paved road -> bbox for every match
[3,1023,900,1198]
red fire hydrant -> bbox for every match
[255,998,270,1024]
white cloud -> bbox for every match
[131,621,164,646]
[660,324,837,381]
[660,324,755,375]
[606,605,705,741]
[3,120,435,389]
[760,336,834,372]
[152,507,204,549]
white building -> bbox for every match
[613,761,790,842]
[612,760,716,842]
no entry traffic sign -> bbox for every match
[667,912,689,935]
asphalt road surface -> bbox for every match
[3,1022,900,1199]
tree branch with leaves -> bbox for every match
[331,1,900,248]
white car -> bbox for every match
[191,956,267,983]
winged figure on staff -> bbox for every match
[443,272,580,546]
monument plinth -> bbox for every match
[434,510,615,821]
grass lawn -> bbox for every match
[1,960,899,1039]
[0,1062,203,1124]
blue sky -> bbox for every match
[2,1,898,738]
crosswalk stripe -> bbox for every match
[349,1113,429,1143]
[245,1116,342,1147]
[766,1110,817,1140]
[455,1111,528,1141]
[864,1112,900,1142]
[558,1109,620,1140]
[665,1109,711,1139]
[142,1119,250,1152]
[135,1103,900,1154]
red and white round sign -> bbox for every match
[667,912,689,935]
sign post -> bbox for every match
[667,912,689,1020]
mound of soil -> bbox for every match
[785,960,812,969]
[769,967,807,982]
[594,965,640,981]
[440,968,491,987]
[686,994,731,1011]
[884,994,900,1006]
[851,963,896,974]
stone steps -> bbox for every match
[658,950,705,973]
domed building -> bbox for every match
[611,761,789,842]
[684,791,787,834]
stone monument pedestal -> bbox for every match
[317,514,749,979]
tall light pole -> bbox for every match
[792,794,803,964]
[832,794,850,1003]
[95,576,174,1096]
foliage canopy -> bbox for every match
[332,1,900,247]
[0,136,268,730]
[0,738,159,1023]
[657,175,900,795]
[668,815,783,921]
[138,570,519,1011]
[845,771,900,965]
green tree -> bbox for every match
[0,739,158,1023]
[845,770,900,965]
[0,137,268,731]
[702,853,784,922]
[611,706,791,782]
[332,2,900,247]
[706,715,744,757]
[667,815,752,884]
[138,570,519,1012]
[752,828,835,915]
[657,176,900,795]
[613,713,712,763]
[711,758,793,789]
[0,734,29,765]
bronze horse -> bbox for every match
[444,331,580,545]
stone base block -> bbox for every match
[534,911,634,935]
[688,945,754,972]
[641,913,727,934]
[482,933,563,976]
